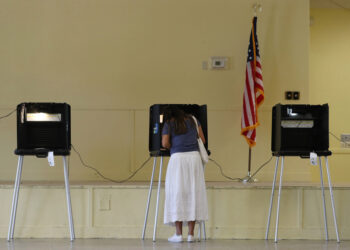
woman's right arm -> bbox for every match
[162,134,171,149]
[162,122,171,149]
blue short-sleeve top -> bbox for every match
[162,118,200,155]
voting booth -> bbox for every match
[8,103,75,241]
[266,104,339,242]
[15,102,71,157]
[271,103,329,157]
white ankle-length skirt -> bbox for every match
[164,151,208,226]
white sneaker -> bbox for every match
[168,234,183,243]
[187,235,195,242]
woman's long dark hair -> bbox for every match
[163,106,194,135]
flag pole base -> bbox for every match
[241,172,258,183]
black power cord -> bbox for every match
[329,131,350,147]
[329,0,350,10]
[0,108,275,183]
[209,155,274,182]
[219,130,350,182]
[58,131,350,183]
[250,156,274,179]
[71,144,152,183]
[0,109,16,120]
[208,158,243,181]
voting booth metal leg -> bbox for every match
[63,156,75,241]
[8,156,75,241]
[318,157,329,240]
[197,164,207,241]
[265,156,279,240]
[7,156,24,241]
[153,156,163,242]
[266,156,340,242]
[274,156,285,243]
[203,221,207,239]
[325,157,340,243]
[198,221,206,241]
[198,222,201,240]
[142,157,157,240]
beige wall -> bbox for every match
[0,0,311,183]
[309,8,350,183]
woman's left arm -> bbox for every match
[198,125,206,144]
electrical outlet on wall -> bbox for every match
[99,196,111,211]
[340,134,350,148]
[285,91,293,100]
[285,91,300,100]
[293,91,300,100]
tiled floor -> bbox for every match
[0,239,348,250]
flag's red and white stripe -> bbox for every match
[241,57,264,147]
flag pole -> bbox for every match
[241,6,263,183]
[242,147,255,183]
[248,147,252,177]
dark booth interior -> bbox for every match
[16,102,71,157]
[271,103,330,157]
[149,104,209,157]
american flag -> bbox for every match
[241,16,264,147]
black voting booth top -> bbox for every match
[149,104,209,157]
[271,103,331,158]
[15,103,71,157]
[272,151,332,157]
